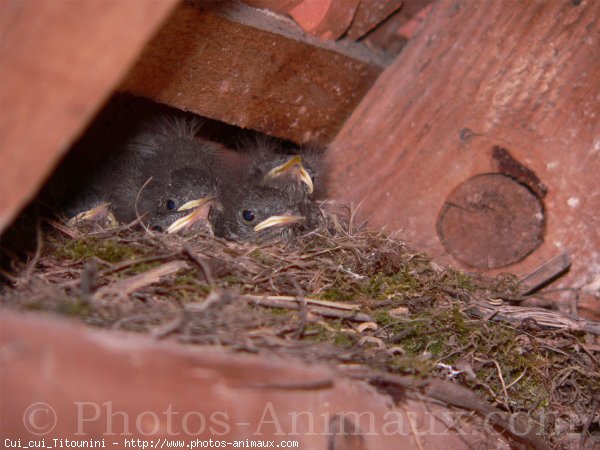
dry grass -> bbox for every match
[1,203,598,448]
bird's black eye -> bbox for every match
[242,210,255,221]
[166,199,176,210]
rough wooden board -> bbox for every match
[120,2,381,145]
[241,0,303,16]
[0,0,178,234]
[289,0,360,40]
[363,0,434,54]
[519,252,571,296]
[242,0,361,40]
[327,0,600,314]
[346,0,404,40]
[242,0,405,44]
[0,310,506,448]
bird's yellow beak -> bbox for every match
[68,202,118,227]
[264,155,314,194]
[166,197,214,234]
[253,215,305,232]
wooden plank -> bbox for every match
[241,0,303,16]
[346,0,404,40]
[0,0,178,234]
[119,2,382,145]
[0,310,500,448]
[243,0,361,40]
[288,0,360,40]
[362,0,434,55]
[519,253,571,296]
[327,0,600,316]
[241,0,404,42]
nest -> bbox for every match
[1,203,599,449]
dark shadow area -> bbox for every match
[0,92,302,273]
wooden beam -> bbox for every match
[346,0,404,41]
[119,2,382,145]
[0,310,502,447]
[327,0,600,315]
[0,0,178,234]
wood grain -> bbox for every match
[327,0,600,313]
[0,310,502,448]
[0,0,178,234]
[120,2,381,145]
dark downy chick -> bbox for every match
[134,166,215,233]
[64,119,218,233]
[241,138,325,200]
[210,184,317,242]
[209,154,321,241]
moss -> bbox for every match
[304,322,346,344]
[57,298,90,316]
[389,357,431,376]
[303,324,330,342]
[333,332,354,348]
[174,272,201,285]
[268,307,290,316]
[372,304,554,411]
[220,275,242,287]
[361,270,421,301]
[319,287,356,302]
[128,261,163,274]
[175,286,211,303]
[318,267,425,304]
[374,310,394,326]
[379,304,552,409]
[57,238,139,263]
[427,339,445,356]
[451,271,476,291]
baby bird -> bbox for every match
[64,119,217,233]
[60,118,326,241]
[241,138,324,200]
[210,183,318,241]
[134,166,215,233]
[209,148,322,241]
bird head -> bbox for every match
[209,184,316,241]
[135,167,215,233]
[233,138,323,199]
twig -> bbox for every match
[22,217,43,284]
[243,294,361,311]
[243,295,372,322]
[289,276,307,339]
[517,252,570,296]
[491,359,510,408]
[182,242,215,286]
[580,399,598,450]
[44,218,83,239]
[61,253,179,288]
[466,300,600,335]
[94,260,189,298]
[135,176,154,235]
[505,367,528,390]
[151,314,186,339]
[580,344,599,368]
[185,289,230,313]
